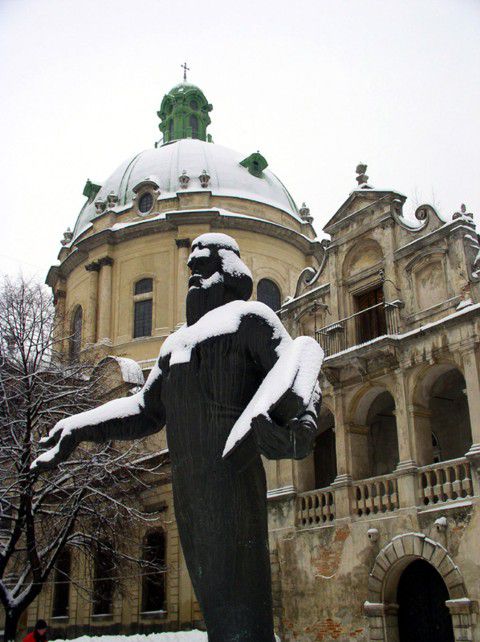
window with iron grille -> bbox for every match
[134,299,152,338]
[189,115,198,139]
[52,549,71,618]
[138,192,153,214]
[142,530,166,613]
[70,306,82,360]
[92,544,114,615]
[135,278,153,295]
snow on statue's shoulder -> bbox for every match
[223,336,324,457]
[160,300,290,366]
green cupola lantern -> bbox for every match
[158,80,213,145]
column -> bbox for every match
[394,367,419,507]
[97,256,114,344]
[175,238,191,326]
[85,261,100,346]
[461,343,480,456]
[331,388,353,518]
[461,342,480,495]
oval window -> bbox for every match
[138,192,153,214]
[190,100,198,110]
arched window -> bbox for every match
[257,279,281,312]
[92,543,114,615]
[189,115,198,139]
[70,306,83,360]
[142,530,166,613]
[52,549,71,618]
[168,119,174,141]
[134,279,153,338]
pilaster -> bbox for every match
[331,388,354,517]
[393,368,419,508]
[85,260,100,346]
[97,256,114,344]
[175,238,191,326]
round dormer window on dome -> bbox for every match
[138,192,154,214]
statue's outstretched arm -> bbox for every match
[31,358,166,472]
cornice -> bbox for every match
[47,209,318,285]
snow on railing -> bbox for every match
[315,301,401,357]
[418,458,474,506]
[296,487,335,528]
[352,473,399,517]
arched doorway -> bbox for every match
[397,559,454,642]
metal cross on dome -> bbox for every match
[181,62,190,82]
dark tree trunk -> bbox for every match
[4,608,21,642]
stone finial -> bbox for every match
[179,170,190,189]
[95,199,106,214]
[299,202,313,224]
[453,203,473,220]
[356,163,370,187]
[106,191,118,207]
[60,227,73,246]
[199,170,210,188]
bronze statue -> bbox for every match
[33,233,323,642]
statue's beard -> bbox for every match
[186,276,237,326]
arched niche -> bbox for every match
[349,386,399,479]
[413,363,472,463]
[405,251,448,312]
[342,238,384,281]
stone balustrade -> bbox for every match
[296,457,475,529]
[418,458,474,506]
[352,473,399,517]
[296,487,335,528]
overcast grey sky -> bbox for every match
[1,0,479,280]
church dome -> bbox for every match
[73,138,300,239]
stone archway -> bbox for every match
[364,533,476,642]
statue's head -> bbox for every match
[186,233,253,325]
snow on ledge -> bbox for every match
[110,357,145,386]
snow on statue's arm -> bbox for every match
[223,304,324,460]
[31,358,166,472]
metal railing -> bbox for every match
[315,301,402,357]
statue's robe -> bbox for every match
[161,313,286,642]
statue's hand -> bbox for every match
[252,412,318,460]
[252,413,293,459]
[287,415,318,460]
[31,420,78,472]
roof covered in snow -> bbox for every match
[73,139,300,239]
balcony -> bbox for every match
[295,456,475,529]
[315,301,402,357]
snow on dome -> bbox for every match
[72,139,299,239]
[193,232,240,252]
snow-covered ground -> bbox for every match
[50,634,206,642]
[50,633,281,642]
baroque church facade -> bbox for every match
[19,80,480,641]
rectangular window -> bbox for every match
[354,285,386,344]
[134,299,152,338]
